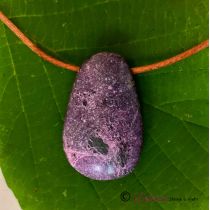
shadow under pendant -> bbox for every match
[63,52,143,180]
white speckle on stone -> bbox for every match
[107,165,114,175]
[108,85,112,90]
[93,164,102,173]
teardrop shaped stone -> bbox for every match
[63,52,143,180]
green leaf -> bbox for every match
[0,0,208,210]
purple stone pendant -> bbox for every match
[63,52,143,180]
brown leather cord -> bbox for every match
[131,39,209,74]
[0,11,208,74]
[0,11,79,72]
